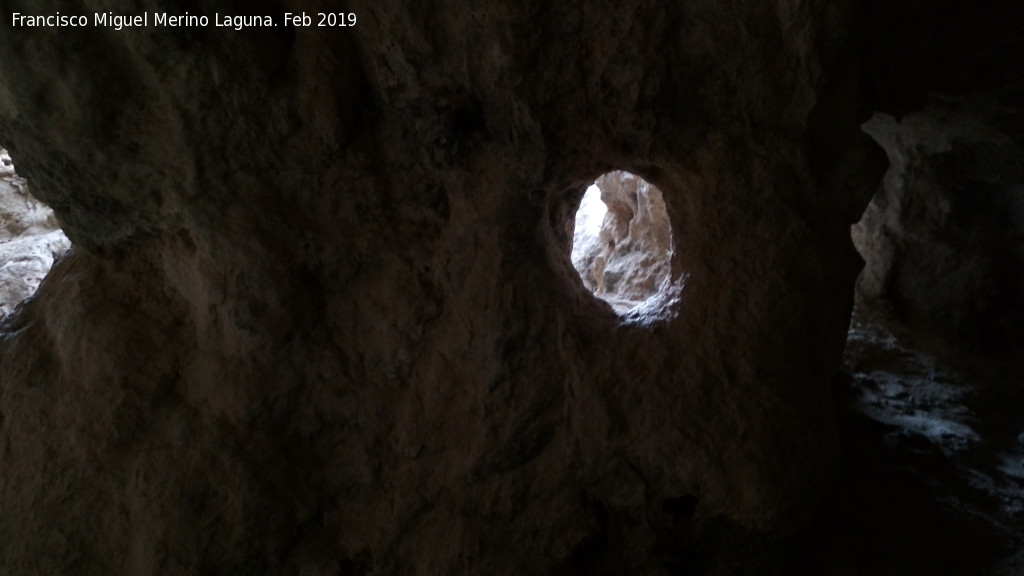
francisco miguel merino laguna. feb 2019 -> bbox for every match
[7,11,355,31]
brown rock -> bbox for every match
[0,1,882,573]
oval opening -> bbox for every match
[571,170,674,315]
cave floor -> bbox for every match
[786,305,1024,575]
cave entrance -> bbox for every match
[0,146,71,317]
[570,171,674,314]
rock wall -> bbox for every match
[853,102,1024,348]
[855,0,1024,351]
[571,172,671,313]
[0,1,883,574]
[0,148,70,316]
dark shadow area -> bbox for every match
[785,305,1024,575]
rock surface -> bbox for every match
[571,171,672,313]
[787,304,1024,575]
[0,1,883,574]
[0,148,70,316]
[853,101,1024,348]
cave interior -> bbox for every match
[1,1,1023,574]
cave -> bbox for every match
[0,2,1022,574]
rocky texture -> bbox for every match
[0,148,70,316]
[853,101,1024,348]
[571,171,672,313]
[841,3,1024,570]
[788,304,1024,575]
[856,0,1024,350]
[0,1,883,574]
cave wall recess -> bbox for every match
[854,100,1024,348]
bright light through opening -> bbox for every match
[0,146,71,317]
[570,171,674,315]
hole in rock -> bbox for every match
[0,145,71,317]
[570,171,675,314]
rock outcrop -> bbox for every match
[571,171,672,313]
[854,0,1024,351]
[853,101,1024,348]
[0,1,883,574]
[0,148,70,316]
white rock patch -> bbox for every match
[0,147,71,316]
[570,172,673,314]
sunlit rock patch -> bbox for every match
[0,147,71,316]
[571,171,673,314]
